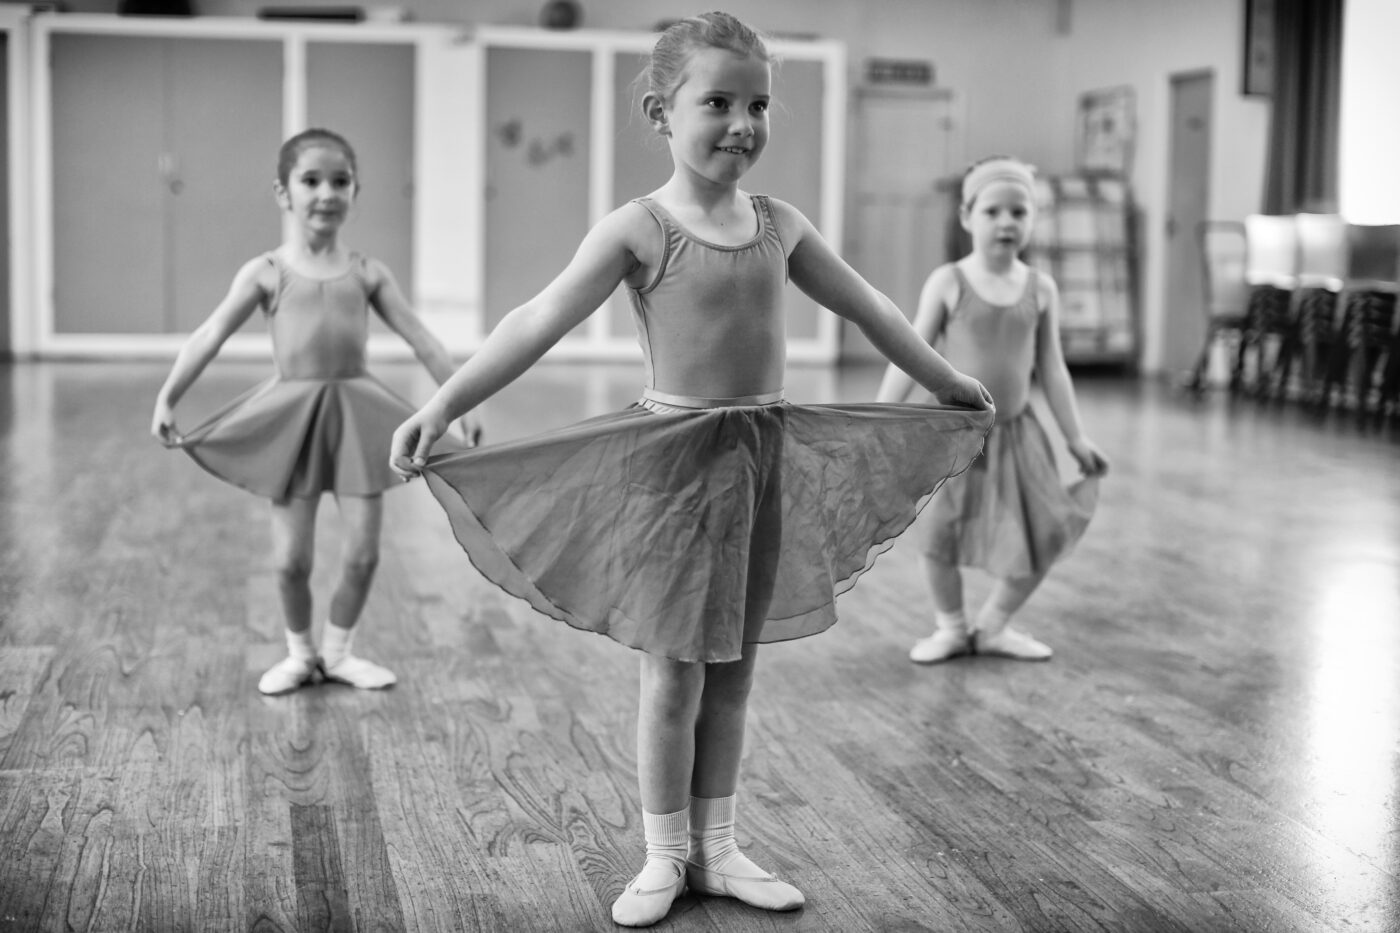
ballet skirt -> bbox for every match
[169,252,422,500]
[421,196,994,662]
[918,405,1097,578]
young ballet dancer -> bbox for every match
[389,13,994,927]
[878,155,1109,664]
[151,128,476,696]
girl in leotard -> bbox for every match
[152,128,476,695]
[390,15,994,927]
[878,155,1109,664]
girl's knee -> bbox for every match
[274,553,313,585]
[641,657,705,720]
[340,550,380,583]
[700,655,757,710]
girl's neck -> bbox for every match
[658,173,745,216]
[965,251,1021,278]
[280,232,350,275]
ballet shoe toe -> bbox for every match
[685,861,804,911]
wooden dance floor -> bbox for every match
[1,360,1397,932]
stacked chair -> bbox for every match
[1276,212,1347,403]
[1321,223,1400,422]
[1239,214,1299,397]
[1193,212,1400,422]
[1189,220,1251,392]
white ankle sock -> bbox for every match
[688,795,768,879]
[637,807,688,886]
[320,623,353,667]
[934,609,969,635]
[286,628,317,662]
[975,604,1011,636]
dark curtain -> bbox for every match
[1262,0,1344,214]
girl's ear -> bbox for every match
[642,93,670,136]
[272,180,290,209]
[958,202,973,232]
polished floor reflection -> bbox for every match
[0,360,1397,932]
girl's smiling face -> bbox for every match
[961,181,1034,257]
[277,145,357,236]
[654,48,771,188]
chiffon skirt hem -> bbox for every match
[423,400,994,663]
[170,374,420,500]
[919,405,1097,579]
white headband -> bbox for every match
[961,159,1036,206]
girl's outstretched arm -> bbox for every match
[774,200,991,410]
[1035,273,1109,475]
[367,259,483,443]
[150,258,266,443]
[390,206,641,477]
[876,263,956,404]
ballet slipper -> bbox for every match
[909,629,973,663]
[973,627,1053,660]
[611,860,687,927]
[258,655,320,695]
[320,655,397,689]
[685,859,804,911]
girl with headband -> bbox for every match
[879,155,1109,663]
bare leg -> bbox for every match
[686,643,803,910]
[327,494,382,631]
[261,496,321,694]
[637,655,706,813]
[320,494,394,688]
[613,654,705,926]
[690,645,758,799]
[923,555,964,616]
[269,495,318,634]
[910,555,973,663]
[975,573,1053,660]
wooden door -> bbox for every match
[307,41,415,303]
[50,34,167,334]
[50,33,281,335]
[1163,71,1214,375]
[484,46,591,332]
[845,89,960,361]
[168,37,282,332]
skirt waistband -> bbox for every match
[640,387,786,411]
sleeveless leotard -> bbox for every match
[171,252,425,500]
[421,196,993,662]
[628,196,786,401]
[941,265,1040,418]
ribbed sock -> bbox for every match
[688,795,766,879]
[320,623,353,668]
[974,603,1011,636]
[636,807,689,887]
[934,609,969,636]
[286,628,317,662]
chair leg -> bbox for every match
[1187,333,1212,393]
[1230,331,1251,394]
[1379,339,1400,419]
[1320,343,1348,410]
[1274,335,1297,403]
[1356,346,1384,426]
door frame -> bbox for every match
[1162,68,1215,379]
[2,7,30,359]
